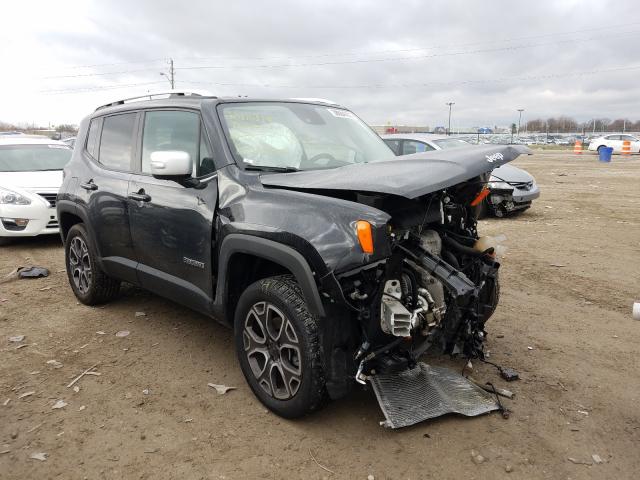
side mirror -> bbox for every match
[150,151,192,177]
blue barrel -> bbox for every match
[599,147,613,162]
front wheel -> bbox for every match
[234,275,327,418]
[65,223,120,305]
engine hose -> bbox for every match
[442,235,493,258]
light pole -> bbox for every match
[517,109,524,137]
[446,102,455,136]
[160,58,175,89]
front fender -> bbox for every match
[214,233,326,317]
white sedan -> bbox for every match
[588,134,640,154]
[0,136,72,244]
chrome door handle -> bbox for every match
[80,181,98,191]
[128,192,151,202]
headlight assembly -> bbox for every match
[0,187,32,205]
[487,181,512,190]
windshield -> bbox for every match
[0,144,72,172]
[433,138,471,149]
[218,102,393,170]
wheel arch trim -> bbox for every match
[215,234,326,318]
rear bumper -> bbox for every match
[0,202,59,237]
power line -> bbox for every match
[41,63,640,95]
[37,20,640,72]
[172,20,640,62]
[174,30,640,71]
[36,28,640,80]
[40,81,166,94]
[178,63,640,90]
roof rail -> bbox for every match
[289,97,339,105]
[95,89,215,111]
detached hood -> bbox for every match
[261,145,531,199]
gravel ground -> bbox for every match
[1,152,639,479]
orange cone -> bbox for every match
[573,140,582,154]
[622,140,631,155]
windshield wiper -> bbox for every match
[244,165,300,173]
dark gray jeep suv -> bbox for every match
[58,92,528,423]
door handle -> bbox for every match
[128,191,151,202]
[80,181,98,191]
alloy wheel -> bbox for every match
[69,236,92,294]
[242,301,302,400]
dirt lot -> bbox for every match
[1,152,639,480]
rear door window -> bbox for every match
[98,113,137,171]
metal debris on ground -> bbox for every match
[115,330,130,337]
[568,457,592,465]
[8,335,25,343]
[135,311,146,317]
[52,399,67,409]
[370,363,500,429]
[592,454,604,464]
[29,452,48,461]
[46,360,63,369]
[207,383,236,395]
[18,266,50,278]
[18,391,35,399]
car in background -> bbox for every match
[0,137,73,244]
[381,133,540,217]
[61,137,76,148]
[588,134,640,154]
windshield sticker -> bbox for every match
[327,108,357,120]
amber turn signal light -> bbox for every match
[471,187,491,207]
[356,220,374,254]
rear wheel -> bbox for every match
[65,223,120,305]
[234,275,327,418]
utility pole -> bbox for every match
[160,58,175,89]
[623,118,626,133]
[517,109,524,137]
[446,102,455,136]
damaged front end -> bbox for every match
[335,178,502,384]
[259,144,529,425]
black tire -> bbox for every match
[234,275,327,418]
[481,273,500,323]
[65,223,120,305]
[493,205,506,218]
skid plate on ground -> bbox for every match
[369,362,499,429]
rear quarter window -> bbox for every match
[85,117,102,159]
[98,113,137,171]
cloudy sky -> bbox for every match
[1,0,639,128]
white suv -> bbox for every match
[588,134,640,154]
[0,136,72,244]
